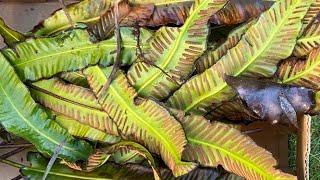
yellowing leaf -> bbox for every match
[311,91,320,113]
[111,147,144,164]
[195,20,254,73]
[294,22,320,57]
[300,0,320,33]
[30,78,119,136]
[106,141,161,180]
[179,114,296,180]
[32,0,193,36]
[293,0,320,56]
[33,0,112,36]
[55,115,120,144]
[60,71,89,87]
[0,53,92,161]
[3,28,150,81]
[167,0,312,114]
[278,48,320,89]
[127,0,228,100]
[84,66,196,177]
[62,149,111,172]
[0,17,25,47]
[204,100,252,123]
[85,150,111,172]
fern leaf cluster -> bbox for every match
[0,0,319,179]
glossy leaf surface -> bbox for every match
[56,115,120,144]
[32,0,112,36]
[0,53,92,161]
[179,114,296,179]
[195,20,254,73]
[0,17,25,47]
[3,28,151,81]
[30,78,119,136]
[167,0,312,114]
[127,0,228,100]
[85,66,196,177]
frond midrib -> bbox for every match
[0,82,77,153]
[137,0,210,93]
[104,74,182,162]
[188,137,274,179]
[29,83,104,111]
[184,0,302,112]
[13,41,138,67]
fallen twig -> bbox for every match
[102,0,122,92]
[42,140,66,180]
[0,143,32,149]
[0,146,31,160]
[11,175,23,180]
[242,128,262,135]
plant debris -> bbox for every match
[225,76,315,128]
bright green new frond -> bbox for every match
[3,28,150,81]
[0,53,92,161]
